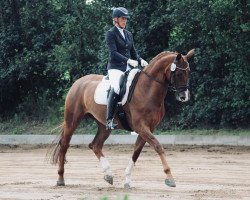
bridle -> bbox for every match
[168,61,190,92]
[139,57,190,92]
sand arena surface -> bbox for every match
[0,144,249,200]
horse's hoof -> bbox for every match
[104,175,113,185]
[165,178,176,187]
[56,180,65,186]
[124,183,131,189]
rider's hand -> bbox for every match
[127,59,138,68]
[140,58,148,67]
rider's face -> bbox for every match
[116,17,127,29]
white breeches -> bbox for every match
[108,69,124,94]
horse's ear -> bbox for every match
[176,53,182,62]
[186,49,195,60]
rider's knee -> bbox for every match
[113,86,120,94]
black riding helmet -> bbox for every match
[112,7,130,18]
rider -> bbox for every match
[105,7,148,130]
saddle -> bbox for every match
[94,69,141,131]
[94,68,140,105]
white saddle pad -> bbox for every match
[94,69,140,105]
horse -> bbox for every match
[49,49,195,188]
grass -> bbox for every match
[0,118,249,136]
[154,129,250,136]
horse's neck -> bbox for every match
[139,54,176,98]
[145,55,173,83]
[145,63,166,84]
[138,60,169,101]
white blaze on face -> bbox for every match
[124,159,135,185]
[176,89,190,102]
[100,157,112,176]
[184,89,190,102]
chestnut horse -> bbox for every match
[50,49,195,188]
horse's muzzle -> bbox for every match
[176,89,190,102]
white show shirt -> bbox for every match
[115,26,125,39]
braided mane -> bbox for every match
[149,51,175,64]
[142,51,176,70]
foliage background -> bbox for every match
[0,0,249,131]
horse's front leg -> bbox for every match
[124,135,146,188]
[138,128,176,187]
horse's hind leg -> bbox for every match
[56,123,74,186]
[88,121,113,184]
[56,110,84,186]
[124,135,146,188]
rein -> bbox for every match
[139,61,190,91]
[140,70,166,87]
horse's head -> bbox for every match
[168,49,195,102]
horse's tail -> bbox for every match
[46,123,64,165]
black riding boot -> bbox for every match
[106,88,119,130]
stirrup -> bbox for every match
[106,119,117,130]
